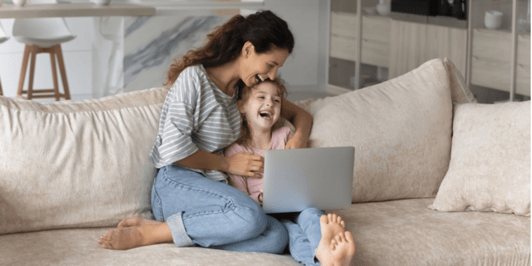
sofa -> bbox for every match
[0,58,530,266]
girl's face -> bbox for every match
[239,82,283,132]
[240,42,290,88]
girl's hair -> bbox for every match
[236,78,287,148]
[165,10,295,87]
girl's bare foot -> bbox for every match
[117,216,162,228]
[315,213,347,266]
[329,232,356,266]
[99,223,173,250]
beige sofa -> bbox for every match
[0,58,530,266]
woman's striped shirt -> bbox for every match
[149,64,241,182]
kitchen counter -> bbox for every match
[0,0,264,18]
[0,3,156,18]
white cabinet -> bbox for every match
[388,21,467,79]
[330,12,390,68]
[468,0,531,98]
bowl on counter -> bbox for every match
[93,0,111,5]
[484,10,503,29]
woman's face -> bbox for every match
[240,42,290,88]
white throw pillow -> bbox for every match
[0,87,169,234]
[308,59,454,203]
[429,101,531,216]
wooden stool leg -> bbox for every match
[27,46,37,100]
[55,45,71,100]
[50,47,60,101]
[17,45,31,99]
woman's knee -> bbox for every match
[230,199,268,239]
[263,216,289,254]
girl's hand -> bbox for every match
[285,131,308,149]
[227,152,264,178]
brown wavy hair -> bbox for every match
[236,78,287,149]
[165,10,295,87]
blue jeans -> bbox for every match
[151,165,288,254]
[280,208,325,266]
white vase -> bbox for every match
[13,0,26,7]
[377,3,391,16]
[93,0,111,5]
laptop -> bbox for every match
[262,146,355,213]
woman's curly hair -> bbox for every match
[165,10,295,87]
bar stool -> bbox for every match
[0,22,9,96]
[13,17,76,101]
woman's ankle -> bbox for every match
[137,223,174,246]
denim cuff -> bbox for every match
[167,212,194,247]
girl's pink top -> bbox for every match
[224,126,294,203]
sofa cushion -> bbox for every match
[429,101,531,216]
[1,199,529,266]
[335,199,531,266]
[308,59,453,202]
[0,228,300,266]
[443,57,477,104]
[0,87,168,235]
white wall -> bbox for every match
[0,17,93,100]
[263,0,329,92]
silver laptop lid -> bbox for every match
[262,147,354,213]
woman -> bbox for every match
[99,10,313,252]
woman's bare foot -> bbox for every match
[99,227,146,250]
[117,216,162,228]
[315,213,350,266]
[99,223,173,250]
[329,232,356,266]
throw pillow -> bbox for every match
[429,101,531,216]
[308,59,454,203]
[0,87,169,234]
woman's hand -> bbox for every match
[227,152,264,178]
[285,131,309,149]
[281,99,313,149]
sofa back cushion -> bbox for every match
[0,87,168,234]
[308,59,453,202]
[443,58,477,104]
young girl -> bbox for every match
[225,79,356,266]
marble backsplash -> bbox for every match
[123,15,231,92]
[92,15,231,98]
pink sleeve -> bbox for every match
[224,143,251,196]
[284,127,295,146]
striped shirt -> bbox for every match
[149,64,241,182]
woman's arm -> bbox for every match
[175,150,263,178]
[281,99,313,149]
